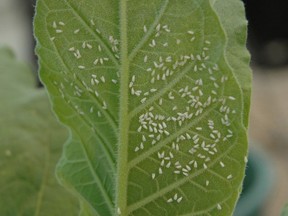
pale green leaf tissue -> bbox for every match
[0,47,79,215]
[282,203,288,216]
[34,0,252,215]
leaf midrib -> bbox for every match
[116,1,130,215]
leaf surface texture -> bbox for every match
[34,0,251,215]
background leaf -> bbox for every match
[282,203,288,216]
[34,0,251,215]
[0,47,79,216]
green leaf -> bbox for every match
[34,0,251,215]
[79,201,99,216]
[0,47,79,216]
[282,203,288,216]
[212,0,252,129]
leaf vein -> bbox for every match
[64,1,120,66]
[76,134,115,214]
[127,139,237,213]
[128,103,218,167]
[128,0,170,60]
[129,62,196,118]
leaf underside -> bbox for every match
[34,0,251,215]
